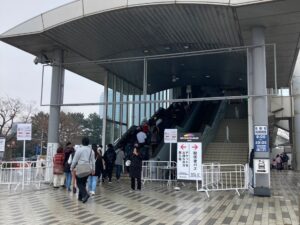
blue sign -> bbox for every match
[254,126,269,152]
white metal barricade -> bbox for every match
[197,163,248,197]
[0,160,52,191]
[142,161,177,185]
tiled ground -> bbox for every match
[0,170,299,225]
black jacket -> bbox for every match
[104,147,116,165]
[129,154,143,178]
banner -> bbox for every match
[177,133,202,180]
[17,123,32,141]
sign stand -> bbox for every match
[22,140,26,190]
[17,123,32,191]
[164,129,178,186]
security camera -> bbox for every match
[33,52,51,65]
[33,57,39,65]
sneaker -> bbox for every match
[129,189,135,193]
[73,187,77,194]
[90,191,95,196]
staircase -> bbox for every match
[204,119,249,164]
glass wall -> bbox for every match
[104,72,172,144]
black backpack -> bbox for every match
[105,149,116,163]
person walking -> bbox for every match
[63,142,75,192]
[129,146,143,191]
[115,146,125,181]
[103,144,116,183]
[88,144,100,195]
[53,147,65,188]
[71,137,95,203]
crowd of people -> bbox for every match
[272,152,289,170]
[52,137,143,204]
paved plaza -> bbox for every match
[0,170,299,225]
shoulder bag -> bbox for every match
[76,149,92,178]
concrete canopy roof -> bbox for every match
[1,0,300,93]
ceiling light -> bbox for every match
[239,78,243,81]
[143,49,149,53]
[205,75,210,78]
[184,45,189,49]
[164,46,171,50]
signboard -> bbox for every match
[0,137,5,152]
[17,123,32,141]
[164,129,178,143]
[254,159,270,174]
[254,125,268,152]
[177,133,202,180]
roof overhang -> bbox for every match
[1,0,299,93]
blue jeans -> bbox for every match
[65,172,72,190]
[88,176,97,192]
[115,165,122,180]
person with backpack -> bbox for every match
[282,152,289,170]
[104,144,116,183]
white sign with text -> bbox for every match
[17,123,32,141]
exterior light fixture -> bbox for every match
[164,46,171,50]
[184,45,189,49]
[143,49,149,53]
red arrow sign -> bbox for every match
[192,144,198,150]
[180,144,186,150]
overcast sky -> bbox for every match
[0,0,104,116]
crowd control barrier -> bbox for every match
[142,161,177,185]
[197,163,249,197]
[0,160,52,191]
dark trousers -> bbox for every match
[106,164,114,181]
[115,165,122,180]
[131,177,141,190]
[76,176,89,200]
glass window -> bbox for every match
[107,75,114,120]
[146,94,151,119]
[134,89,140,125]
[140,94,145,123]
[122,82,128,125]
[115,77,121,122]
[128,94,133,127]
[105,121,114,144]
[151,94,155,116]
[156,92,159,111]
[160,91,164,108]
[114,123,120,141]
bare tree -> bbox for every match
[0,97,23,139]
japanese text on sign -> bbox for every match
[177,141,202,180]
[254,126,268,152]
[17,123,32,141]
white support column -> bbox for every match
[102,72,108,152]
[251,27,271,196]
[143,58,148,119]
[46,49,64,182]
[292,75,300,170]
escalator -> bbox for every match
[153,100,222,161]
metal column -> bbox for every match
[251,27,271,196]
[46,49,64,181]
[292,75,300,170]
[102,72,108,152]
